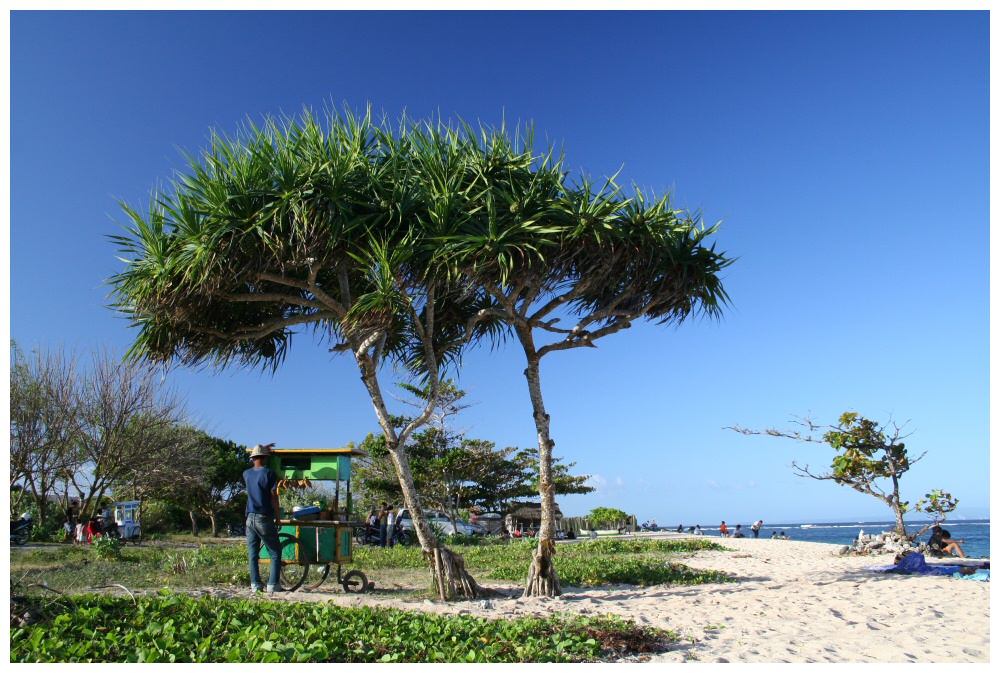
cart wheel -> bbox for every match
[303,563,331,591]
[277,534,309,591]
[354,528,367,546]
[342,569,368,593]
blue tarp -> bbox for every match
[867,553,961,575]
[867,553,989,580]
[894,553,961,575]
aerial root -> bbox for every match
[428,546,497,601]
[523,539,562,598]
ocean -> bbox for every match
[698,520,990,559]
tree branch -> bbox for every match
[197,313,332,341]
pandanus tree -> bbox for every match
[109,107,504,599]
[448,138,732,596]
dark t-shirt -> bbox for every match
[244,466,278,516]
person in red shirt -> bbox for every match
[720,521,729,537]
[86,516,101,544]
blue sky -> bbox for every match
[8,11,989,524]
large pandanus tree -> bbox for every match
[109,107,504,600]
[448,134,733,597]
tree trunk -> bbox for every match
[521,355,561,597]
[384,444,492,600]
[209,512,220,537]
[188,510,200,536]
[356,355,490,601]
[892,505,907,538]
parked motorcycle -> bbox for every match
[390,519,412,546]
[10,513,33,546]
[354,523,381,546]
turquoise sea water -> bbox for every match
[699,520,990,559]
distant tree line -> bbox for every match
[9,341,249,536]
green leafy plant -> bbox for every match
[91,534,121,561]
[10,592,674,663]
[588,507,630,529]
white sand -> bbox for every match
[191,535,990,663]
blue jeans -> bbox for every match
[379,523,388,547]
[246,514,282,589]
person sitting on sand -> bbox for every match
[771,531,779,539]
[927,524,947,557]
[733,524,745,538]
[938,530,966,558]
[779,531,789,540]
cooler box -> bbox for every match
[292,505,321,521]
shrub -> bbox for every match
[91,534,121,561]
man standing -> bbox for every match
[386,505,396,548]
[378,502,389,548]
[244,443,283,594]
[751,520,763,538]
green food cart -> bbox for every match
[254,447,371,592]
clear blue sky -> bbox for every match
[8,11,989,524]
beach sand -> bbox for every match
[189,535,990,663]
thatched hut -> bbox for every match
[504,501,563,536]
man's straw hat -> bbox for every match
[249,444,273,459]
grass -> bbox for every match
[11,536,731,594]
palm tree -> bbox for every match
[109,106,502,599]
[448,139,733,596]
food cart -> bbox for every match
[252,447,371,593]
[111,500,143,542]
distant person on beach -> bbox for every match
[688,526,696,534]
[694,525,703,535]
[938,530,966,558]
[928,525,968,558]
[677,524,683,533]
[751,520,763,538]
[733,524,745,538]
[771,531,779,539]
[720,521,728,537]
[779,531,788,540]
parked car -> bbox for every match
[459,519,488,536]
[396,509,463,536]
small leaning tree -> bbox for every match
[109,107,504,599]
[728,412,958,539]
[448,134,732,596]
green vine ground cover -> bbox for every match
[11,592,673,662]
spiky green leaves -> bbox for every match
[109,104,730,376]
